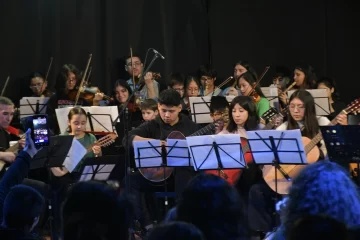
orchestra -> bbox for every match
[0,50,358,240]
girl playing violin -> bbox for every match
[28,72,53,97]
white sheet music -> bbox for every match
[189,96,235,123]
[186,134,245,171]
[261,87,279,110]
[19,97,49,118]
[134,140,163,168]
[287,89,330,116]
[246,129,307,164]
[55,106,119,133]
[166,139,191,167]
[79,164,116,181]
[63,138,87,173]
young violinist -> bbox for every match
[223,60,256,96]
[28,72,53,97]
[198,64,221,96]
[233,71,270,118]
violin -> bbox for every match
[247,66,270,104]
[80,85,114,103]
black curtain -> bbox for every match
[0,0,359,105]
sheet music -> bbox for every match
[79,164,116,181]
[19,97,49,118]
[134,140,163,168]
[63,138,87,172]
[55,106,119,133]
[186,134,245,171]
[246,129,307,164]
[166,139,191,167]
[189,96,235,123]
[287,89,330,116]
[261,87,279,110]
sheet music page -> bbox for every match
[19,97,50,118]
[186,135,217,170]
[88,106,119,132]
[287,89,330,115]
[246,129,307,164]
[63,138,87,172]
[133,140,163,168]
[167,139,191,167]
[80,164,116,181]
[213,134,246,168]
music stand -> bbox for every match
[288,89,330,116]
[261,87,280,111]
[19,97,49,118]
[134,139,191,212]
[79,156,118,181]
[186,134,246,179]
[189,96,235,124]
[320,125,360,185]
[246,129,306,223]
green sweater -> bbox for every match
[256,97,270,119]
[62,132,97,172]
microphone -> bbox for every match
[152,49,165,59]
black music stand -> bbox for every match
[134,139,191,213]
[246,129,306,224]
[79,156,118,181]
[320,125,360,185]
[19,97,49,117]
[86,112,114,132]
[187,134,246,182]
[32,135,74,240]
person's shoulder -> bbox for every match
[317,116,330,126]
[259,96,270,104]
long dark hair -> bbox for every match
[317,77,339,101]
[55,64,81,94]
[287,90,319,138]
[234,60,258,78]
[113,79,133,105]
[294,64,317,89]
[185,76,201,97]
[237,71,265,98]
[67,107,87,133]
[227,96,259,132]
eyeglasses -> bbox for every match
[187,88,199,93]
[126,62,142,68]
[289,105,305,111]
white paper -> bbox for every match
[246,129,307,164]
[55,106,119,133]
[79,164,116,181]
[186,134,245,171]
[189,96,235,124]
[19,97,49,118]
[287,89,330,116]
[261,87,279,110]
[166,139,191,167]
[63,138,87,172]
[133,140,163,168]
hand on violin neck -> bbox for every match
[93,92,104,101]
[144,72,154,85]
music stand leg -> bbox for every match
[163,164,168,214]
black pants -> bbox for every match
[128,167,195,228]
[247,179,280,232]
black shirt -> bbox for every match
[328,100,347,121]
[0,128,10,151]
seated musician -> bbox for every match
[247,89,346,238]
[28,72,53,97]
[125,54,159,100]
[183,76,201,114]
[122,89,198,234]
[198,64,221,97]
[167,72,186,110]
[209,96,229,123]
[233,71,270,118]
[140,99,158,121]
[46,64,101,134]
[269,66,292,107]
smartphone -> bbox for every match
[31,114,50,148]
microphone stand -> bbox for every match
[113,52,161,195]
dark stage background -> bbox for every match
[0,0,359,105]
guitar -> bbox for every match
[0,133,26,173]
[51,133,117,177]
[261,106,289,130]
[262,98,360,194]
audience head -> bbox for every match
[2,185,45,232]
[227,96,258,132]
[62,181,132,240]
[158,89,182,125]
[147,222,205,240]
[281,161,360,237]
[114,79,132,104]
[140,98,159,121]
[176,174,247,240]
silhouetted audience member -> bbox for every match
[62,181,132,240]
[147,221,205,240]
[175,173,249,240]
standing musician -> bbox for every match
[125,54,159,100]
[198,65,221,96]
[232,72,270,118]
[28,72,53,97]
[247,89,347,238]
[123,89,198,234]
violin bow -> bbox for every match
[248,66,270,95]
[1,76,10,97]
[74,54,92,106]
[130,46,136,90]
[39,57,53,96]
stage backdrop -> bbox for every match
[0,0,359,104]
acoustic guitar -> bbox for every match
[0,132,26,175]
[51,133,117,177]
[262,98,360,194]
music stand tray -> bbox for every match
[79,156,118,181]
